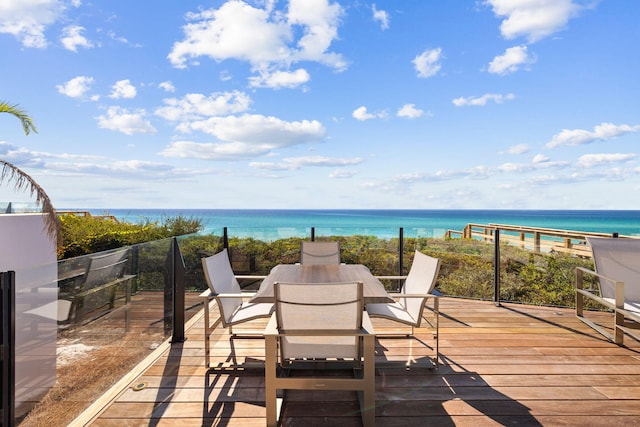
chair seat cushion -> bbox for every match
[366,301,417,326]
[281,336,358,359]
[228,302,273,325]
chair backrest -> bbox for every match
[82,249,128,289]
[300,241,341,265]
[274,281,363,360]
[202,249,242,325]
[587,237,640,302]
[400,250,441,324]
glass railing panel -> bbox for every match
[14,237,193,425]
[497,243,594,307]
[408,235,496,300]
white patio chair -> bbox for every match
[300,241,341,265]
[367,250,440,366]
[200,249,273,367]
[264,281,375,426]
[576,237,640,345]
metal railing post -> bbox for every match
[223,227,229,250]
[171,238,186,343]
[311,227,315,241]
[494,229,501,306]
[398,227,404,272]
[398,228,404,292]
[1,270,16,426]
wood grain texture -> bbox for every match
[79,298,640,426]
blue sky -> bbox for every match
[1,0,639,210]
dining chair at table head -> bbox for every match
[300,241,341,265]
[265,280,375,425]
[274,281,363,361]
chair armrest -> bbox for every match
[576,267,618,286]
[264,314,278,336]
[385,292,440,298]
[199,289,259,299]
[375,275,407,280]
[235,275,267,280]
[576,267,625,309]
[361,312,375,335]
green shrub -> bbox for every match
[59,214,202,259]
[60,216,597,308]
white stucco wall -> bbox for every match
[0,213,57,417]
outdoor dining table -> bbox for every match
[249,263,395,305]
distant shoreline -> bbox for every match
[68,208,640,239]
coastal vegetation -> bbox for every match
[59,213,595,308]
[58,213,203,258]
[174,233,594,308]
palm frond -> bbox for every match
[0,101,38,135]
[1,160,60,244]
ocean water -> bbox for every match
[86,209,640,241]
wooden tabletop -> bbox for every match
[250,264,394,304]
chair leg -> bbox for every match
[203,297,211,367]
[614,311,625,345]
[265,335,278,426]
[615,281,625,345]
[361,334,375,426]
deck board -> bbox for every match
[81,298,640,426]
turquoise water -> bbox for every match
[84,209,640,240]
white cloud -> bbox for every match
[188,114,325,143]
[56,75,94,98]
[155,91,252,122]
[505,144,530,155]
[412,48,442,78]
[159,81,175,92]
[288,0,345,67]
[488,45,535,75]
[485,0,585,43]
[498,162,535,173]
[362,172,428,193]
[250,155,363,171]
[97,106,157,135]
[109,79,137,99]
[168,0,347,81]
[0,141,188,179]
[160,114,326,160]
[329,169,356,178]
[168,1,287,68]
[352,106,386,121]
[0,0,67,48]
[576,153,636,168]
[105,30,129,45]
[372,4,389,30]
[60,25,93,52]
[532,154,549,163]
[546,122,640,148]
[452,93,515,107]
[248,68,310,89]
[397,104,424,119]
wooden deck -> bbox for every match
[76,298,640,426]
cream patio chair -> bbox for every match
[576,237,640,345]
[200,249,273,367]
[300,241,341,265]
[367,250,440,366]
[264,281,375,426]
